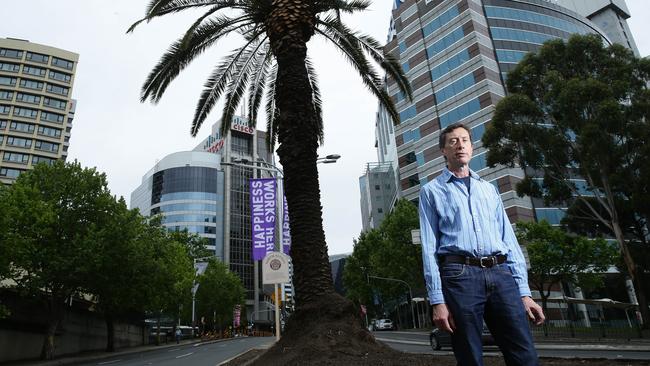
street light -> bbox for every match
[317,154,341,164]
[368,275,417,329]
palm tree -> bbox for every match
[129,0,411,361]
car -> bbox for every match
[429,324,495,350]
[374,319,394,331]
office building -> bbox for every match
[0,38,78,185]
[359,162,398,231]
[379,0,615,225]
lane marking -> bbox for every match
[175,352,194,359]
[167,348,182,352]
[97,360,122,365]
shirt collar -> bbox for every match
[443,167,481,183]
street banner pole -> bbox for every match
[275,283,280,341]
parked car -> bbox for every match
[429,324,495,350]
[374,319,394,331]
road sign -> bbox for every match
[262,252,290,284]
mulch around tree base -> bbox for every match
[222,349,650,366]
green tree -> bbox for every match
[2,161,115,359]
[482,34,650,325]
[516,221,617,313]
[195,259,245,332]
[128,0,411,358]
[0,186,11,318]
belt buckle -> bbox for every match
[480,256,495,268]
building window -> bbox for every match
[0,91,14,101]
[0,62,20,73]
[43,97,67,110]
[3,151,29,164]
[16,92,41,105]
[374,184,380,190]
[40,111,65,123]
[37,125,62,137]
[10,121,35,133]
[0,48,23,59]
[19,78,44,90]
[0,105,11,115]
[46,83,69,96]
[26,52,49,64]
[378,208,384,213]
[13,107,38,119]
[0,167,23,178]
[231,133,252,155]
[51,57,74,70]
[405,151,417,164]
[0,76,17,86]
[0,120,7,129]
[32,155,56,166]
[48,70,71,83]
[6,136,32,148]
[34,140,59,153]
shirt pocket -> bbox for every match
[439,189,462,230]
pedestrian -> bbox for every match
[418,122,545,366]
[175,327,182,344]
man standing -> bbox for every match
[419,123,544,365]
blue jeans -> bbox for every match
[440,262,539,366]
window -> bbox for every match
[0,48,23,59]
[32,155,56,166]
[3,152,29,164]
[422,5,461,37]
[37,125,61,137]
[439,98,482,128]
[48,70,71,83]
[6,136,32,148]
[0,168,23,178]
[43,97,66,110]
[26,52,49,64]
[0,105,11,115]
[0,62,20,72]
[490,27,557,45]
[399,105,417,123]
[469,152,487,172]
[0,91,13,101]
[46,83,69,96]
[10,121,35,133]
[13,107,38,119]
[495,49,528,64]
[19,78,44,90]
[484,6,590,36]
[427,27,466,59]
[378,208,384,213]
[431,49,471,82]
[0,120,7,129]
[0,76,17,86]
[16,92,41,104]
[405,151,417,164]
[41,111,65,124]
[374,184,381,190]
[35,140,59,152]
[435,72,477,104]
[51,57,74,70]
[22,65,46,77]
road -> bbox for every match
[374,331,650,360]
[76,337,274,366]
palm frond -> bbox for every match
[179,5,223,49]
[220,36,270,136]
[247,43,274,127]
[141,15,253,104]
[314,0,371,15]
[356,34,412,101]
[265,64,279,151]
[190,30,266,136]
[128,0,239,33]
[305,56,325,145]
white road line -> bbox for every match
[175,352,194,359]
[167,347,182,352]
[97,360,122,365]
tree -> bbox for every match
[128,1,411,361]
[482,34,650,326]
[194,259,245,332]
[0,186,11,319]
[2,161,115,359]
[516,221,617,314]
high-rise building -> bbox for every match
[378,0,617,226]
[359,162,398,232]
[0,38,78,185]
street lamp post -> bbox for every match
[368,275,417,329]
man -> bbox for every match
[419,122,544,366]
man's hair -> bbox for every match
[438,122,472,149]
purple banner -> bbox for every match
[282,195,291,255]
[250,178,276,260]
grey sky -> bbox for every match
[2,1,649,256]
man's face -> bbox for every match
[441,127,473,168]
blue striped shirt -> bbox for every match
[419,168,531,304]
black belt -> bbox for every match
[440,254,507,268]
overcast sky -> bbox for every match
[2,1,649,256]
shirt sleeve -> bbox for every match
[494,186,532,298]
[419,185,445,304]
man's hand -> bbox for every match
[522,296,545,325]
[432,303,456,333]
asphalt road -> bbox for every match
[374,331,650,360]
[76,337,274,366]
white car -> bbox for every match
[374,319,394,330]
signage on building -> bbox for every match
[231,116,255,135]
[250,178,276,260]
[203,131,225,153]
[282,195,291,255]
[262,252,290,284]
